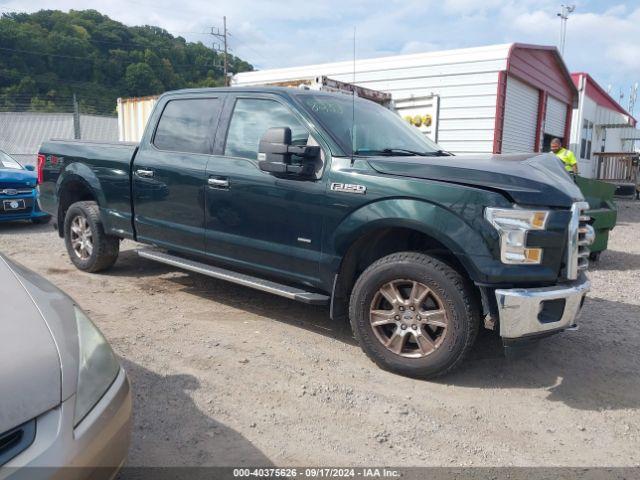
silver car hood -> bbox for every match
[0,255,79,434]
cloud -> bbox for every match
[2,0,639,113]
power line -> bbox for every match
[0,45,226,70]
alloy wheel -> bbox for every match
[70,215,93,260]
[369,279,449,358]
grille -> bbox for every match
[0,181,34,189]
[577,211,593,272]
[0,419,36,466]
[0,188,34,196]
[566,202,593,280]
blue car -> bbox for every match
[0,150,51,224]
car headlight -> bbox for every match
[73,306,120,426]
[484,207,549,265]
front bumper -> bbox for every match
[0,190,49,222]
[495,274,590,339]
[2,368,132,480]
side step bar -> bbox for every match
[137,248,330,305]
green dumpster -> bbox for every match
[574,175,617,260]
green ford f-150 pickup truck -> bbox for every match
[38,87,595,378]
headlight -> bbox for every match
[73,307,120,426]
[484,207,549,265]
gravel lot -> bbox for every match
[1,200,639,468]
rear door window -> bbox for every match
[153,98,222,155]
[224,98,309,160]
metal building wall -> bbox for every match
[234,44,512,154]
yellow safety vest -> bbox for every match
[555,148,578,172]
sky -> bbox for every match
[2,0,639,113]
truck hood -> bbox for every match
[367,152,584,208]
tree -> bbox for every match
[0,9,254,113]
[124,62,161,96]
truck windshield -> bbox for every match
[297,94,442,157]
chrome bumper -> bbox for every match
[495,275,590,339]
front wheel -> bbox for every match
[349,252,480,379]
[64,201,119,272]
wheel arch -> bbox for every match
[328,199,488,320]
[56,168,102,237]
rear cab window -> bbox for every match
[153,98,222,155]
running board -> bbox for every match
[137,249,330,305]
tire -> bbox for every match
[31,214,51,225]
[64,201,119,272]
[349,252,480,379]
[589,251,601,262]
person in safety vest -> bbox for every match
[550,138,578,174]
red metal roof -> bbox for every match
[571,72,637,127]
[507,43,578,107]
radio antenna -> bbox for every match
[351,26,356,164]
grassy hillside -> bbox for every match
[0,9,253,115]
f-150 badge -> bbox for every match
[331,183,366,194]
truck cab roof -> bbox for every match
[164,86,354,98]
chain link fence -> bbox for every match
[0,106,117,166]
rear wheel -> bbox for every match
[64,201,119,272]
[349,252,480,379]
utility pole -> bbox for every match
[210,16,230,86]
[557,4,575,56]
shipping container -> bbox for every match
[116,95,158,142]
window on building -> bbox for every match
[224,98,309,160]
[580,119,594,159]
[153,98,221,155]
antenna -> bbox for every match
[351,26,356,162]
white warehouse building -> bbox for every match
[569,72,639,179]
[233,43,578,156]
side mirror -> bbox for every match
[24,164,35,171]
[258,127,320,177]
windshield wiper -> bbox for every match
[422,149,454,156]
[353,148,427,157]
[353,148,453,157]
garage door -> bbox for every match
[502,76,539,153]
[545,95,568,138]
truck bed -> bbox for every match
[38,139,138,238]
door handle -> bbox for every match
[136,169,154,178]
[208,177,230,189]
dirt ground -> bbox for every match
[1,201,639,468]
